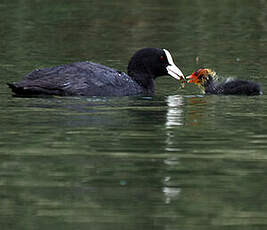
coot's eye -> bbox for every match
[160,56,164,61]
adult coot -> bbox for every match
[187,68,262,96]
[8,48,185,97]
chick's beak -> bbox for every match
[186,74,198,84]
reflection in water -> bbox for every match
[162,186,181,204]
[186,96,209,126]
[165,95,184,128]
[165,95,184,152]
[163,95,183,204]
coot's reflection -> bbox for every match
[165,95,184,128]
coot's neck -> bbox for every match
[127,62,155,93]
[130,72,155,90]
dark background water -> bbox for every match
[1,0,267,229]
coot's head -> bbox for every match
[187,68,216,90]
[127,48,185,88]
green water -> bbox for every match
[1,0,267,229]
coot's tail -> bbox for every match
[7,82,34,96]
[7,83,22,95]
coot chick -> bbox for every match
[8,48,185,97]
[187,69,262,96]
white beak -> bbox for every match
[163,49,185,81]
